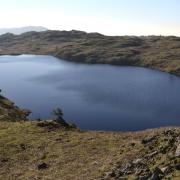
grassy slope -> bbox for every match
[0,96,180,179]
[0,30,180,76]
[0,120,137,180]
[0,121,179,180]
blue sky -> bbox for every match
[0,0,180,36]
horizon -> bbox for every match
[1,26,180,38]
[0,0,180,36]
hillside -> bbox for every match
[0,30,180,76]
[0,96,180,179]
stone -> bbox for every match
[163,129,175,136]
[150,167,164,180]
[160,167,168,174]
[145,151,158,158]
[20,143,26,150]
[120,163,132,173]
[141,136,157,144]
[1,158,8,162]
[55,137,62,142]
[133,158,144,165]
[175,144,180,157]
[37,162,48,170]
[136,175,151,180]
[109,171,116,177]
[175,164,180,170]
[159,145,169,154]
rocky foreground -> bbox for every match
[102,128,180,179]
[0,95,179,179]
[0,30,180,76]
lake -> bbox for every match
[0,55,180,131]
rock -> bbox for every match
[120,163,132,174]
[145,151,158,158]
[1,158,8,162]
[150,167,164,180]
[163,129,175,136]
[133,158,144,165]
[20,143,26,150]
[37,121,61,131]
[175,144,180,157]
[168,138,176,147]
[135,169,143,176]
[55,137,62,142]
[175,164,180,170]
[160,167,168,174]
[37,162,48,170]
[159,145,169,154]
[133,158,147,170]
[109,170,116,177]
[92,161,98,165]
[141,136,157,144]
[136,175,151,180]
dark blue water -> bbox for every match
[0,55,180,131]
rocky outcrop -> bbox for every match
[0,95,30,121]
[101,128,180,179]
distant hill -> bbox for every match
[0,30,180,76]
[0,26,48,35]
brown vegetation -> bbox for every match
[0,30,180,75]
